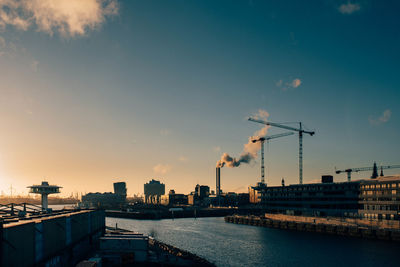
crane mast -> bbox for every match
[252,132,294,185]
[249,118,314,184]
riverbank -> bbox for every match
[225,214,400,241]
[148,237,216,266]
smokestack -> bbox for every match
[215,110,270,169]
[216,167,221,196]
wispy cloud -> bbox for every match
[213,146,221,152]
[178,156,188,162]
[160,129,171,136]
[338,2,361,15]
[276,78,302,91]
[0,0,118,37]
[153,164,172,175]
[30,59,39,72]
[369,109,392,126]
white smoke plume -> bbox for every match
[216,109,270,168]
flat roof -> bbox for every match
[3,210,96,228]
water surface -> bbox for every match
[106,217,400,267]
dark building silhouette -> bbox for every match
[113,182,127,197]
[195,184,210,199]
[168,189,188,206]
[144,179,165,204]
[81,181,127,208]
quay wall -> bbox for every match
[106,208,235,220]
[225,214,400,242]
[1,209,105,267]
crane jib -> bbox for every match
[248,118,315,135]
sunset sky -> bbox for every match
[0,0,399,196]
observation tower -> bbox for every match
[28,181,61,210]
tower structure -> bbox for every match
[216,167,221,206]
[216,167,221,196]
[28,181,61,210]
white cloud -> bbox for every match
[252,109,270,120]
[369,109,392,126]
[276,78,302,91]
[153,164,172,175]
[338,2,361,15]
[0,0,118,37]
[291,78,301,88]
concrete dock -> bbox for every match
[225,214,400,242]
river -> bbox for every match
[106,217,400,267]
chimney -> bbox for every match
[216,167,221,196]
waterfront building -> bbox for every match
[82,192,126,208]
[81,181,127,208]
[168,190,188,206]
[248,182,265,204]
[238,193,250,206]
[144,179,165,204]
[259,175,400,220]
[359,176,400,220]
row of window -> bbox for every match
[364,204,399,211]
[363,190,398,195]
[361,183,399,189]
[268,184,357,192]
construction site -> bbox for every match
[215,116,400,225]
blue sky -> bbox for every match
[0,0,399,196]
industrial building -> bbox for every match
[195,184,210,199]
[81,182,127,208]
[144,179,165,204]
[258,175,400,220]
[168,190,188,206]
[0,209,105,266]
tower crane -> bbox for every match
[251,132,294,185]
[335,162,400,181]
[248,118,315,184]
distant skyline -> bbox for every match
[0,0,399,196]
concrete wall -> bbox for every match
[1,210,105,266]
[2,221,36,267]
[42,216,67,260]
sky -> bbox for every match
[0,0,399,197]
